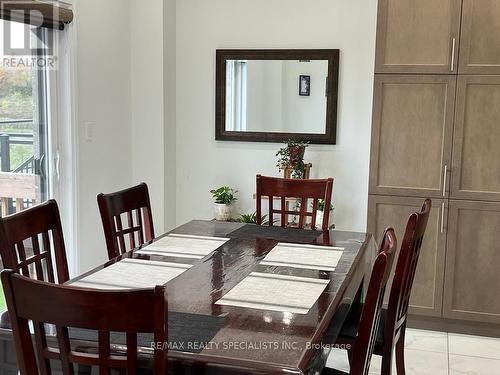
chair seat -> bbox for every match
[336,303,387,353]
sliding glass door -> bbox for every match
[0,21,54,213]
[0,20,57,311]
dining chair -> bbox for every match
[255,175,334,230]
[0,199,70,284]
[335,199,431,375]
[323,227,397,375]
[98,183,155,260]
[1,270,167,375]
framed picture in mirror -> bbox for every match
[215,49,340,144]
[299,75,311,97]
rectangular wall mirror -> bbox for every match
[216,49,340,144]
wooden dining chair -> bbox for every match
[255,175,334,230]
[1,270,167,375]
[98,183,155,260]
[0,199,70,284]
[323,228,397,375]
[335,199,431,375]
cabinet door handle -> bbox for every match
[441,203,446,234]
[442,165,448,197]
[450,38,456,71]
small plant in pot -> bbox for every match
[239,212,271,225]
[314,199,334,229]
[210,186,238,221]
[276,140,309,179]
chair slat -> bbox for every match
[127,211,136,250]
[42,231,56,284]
[268,196,274,227]
[280,196,286,227]
[33,321,51,375]
[127,333,138,374]
[30,235,45,280]
[98,330,111,374]
[136,209,145,245]
[56,326,74,375]
[16,241,30,277]
[311,198,319,230]
[115,215,127,255]
[298,197,307,229]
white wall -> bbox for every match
[175,0,377,232]
[130,0,165,233]
[164,0,177,231]
[246,61,283,132]
[74,0,133,273]
[281,60,327,134]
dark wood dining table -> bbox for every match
[0,220,377,375]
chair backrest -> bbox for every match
[255,175,334,231]
[0,200,69,284]
[385,199,431,346]
[97,183,155,259]
[1,270,167,375]
[350,228,397,375]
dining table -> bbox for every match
[0,220,377,375]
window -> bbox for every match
[226,60,247,131]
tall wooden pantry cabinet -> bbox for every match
[369,0,500,334]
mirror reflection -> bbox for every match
[225,60,328,134]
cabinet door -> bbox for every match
[368,195,447,317]
[370,75,455,198]
[375,0,462,73]
[451,76,500,201]
[444,200,500,324]
[459,0,500,74]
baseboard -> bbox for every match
[407,314,500,338]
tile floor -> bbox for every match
[326,329,500,375]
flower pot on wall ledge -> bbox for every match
[214,203,232,221]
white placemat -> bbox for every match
[70,258,192,290]
[260,242,344,271]
[136,234,229,259]
[215,272,330,314]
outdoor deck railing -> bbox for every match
[0,120,35,216]
[0,172,36,217]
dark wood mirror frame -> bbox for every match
[215,49,340,144]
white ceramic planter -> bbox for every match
[315,210,334,229]
[214,203,231,221]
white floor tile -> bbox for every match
[404,329,448,353]
[326,348,350,372]
[368,349,448,375]
[325,330,500,375]
[449,333,500,360]
[449,354,500,375]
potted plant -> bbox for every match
[210,186,238,221]
[276,140,309,179]
[239,212,271,225]
[315,199,334,228]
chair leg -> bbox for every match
[380,346,393,375]
[381,353,392,375]
[347,349,353,366]
[395,328,407,375]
